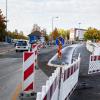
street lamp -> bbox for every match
[51,16,59,43]
[78,22,81,29]
[6,0,8,31]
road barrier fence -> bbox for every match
[88,55,100,74]
[36,55,80,100]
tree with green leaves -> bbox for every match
[58,29,70,40]
[84,27,100,41]
[7,30,28,40]
[0,9,6,41]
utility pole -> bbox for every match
[6,0,8,31]
[51,16,59,44]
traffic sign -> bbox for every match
[29,35,36,44]
[56,37,65,45]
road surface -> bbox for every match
[70,43,100,100]
[0,45,57,100]
[1,43,98,100]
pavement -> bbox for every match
[70,43,100,100]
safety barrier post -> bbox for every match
[19,51,36,100]
[32,43,39,69]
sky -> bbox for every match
[0,0,100,36]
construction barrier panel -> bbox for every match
[59,57,80,100]
[36,56,80,100]
[36,67,61,100]
[22,44,38,92]
[32,44,38,67]
[22,52,35,91]
[88,55,100,74]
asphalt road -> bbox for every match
[0,45,57,100]
[0,51,23,100]
[1,43,98,100]
[70,43,100,100]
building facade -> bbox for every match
[28,24,46,43]
[70,28,86,41]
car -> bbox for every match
[15,40,29,52]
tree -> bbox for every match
[44,34,49,42]
[7,30,28,40]
[65,30,70,40]
[58,29,70,40]
[58,29,66,39]
[0,9,6,41]
[52,28,59,40]
[84,27,100,41]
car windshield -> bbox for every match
[16,41,27,46]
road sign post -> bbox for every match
[56,37,64,60]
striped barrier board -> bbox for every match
[32,43,41,55]
[22,52,35,91]
[88,55,100,74]
[32,44,38,67]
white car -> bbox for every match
[15,40,29,52]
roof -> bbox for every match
[28,31,41,37]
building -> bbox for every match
[70,28,86,41]
[28,24,46,43]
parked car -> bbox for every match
[15,40,29,52]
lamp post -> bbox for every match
[6,0,8,31]
[78,22,81,29]
[51,16,59,44]
[77,22,81,41]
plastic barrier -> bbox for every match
[88,55,100,74]
[36,56,80,100]
[86,42,95,53]
[36,67,61,100]
[59,57,80,100]
[22,44,38,92]
[22,52,35,91]
[86,42,100,55]
[32,44,38,67]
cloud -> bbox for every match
[0,0,100,35]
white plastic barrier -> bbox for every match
[59,57,80,100]
[86,42,100,55]
[86,42,95,53]
[36,56,80,100]
[36,67,61,100]
[88,55,100,74]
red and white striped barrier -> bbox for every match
[22,52,35,91]
[32,44,38,67]
[36,56,80,100]
[59,58,80,100]
[32,43,42,55]
[88,55,100,74]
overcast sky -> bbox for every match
[0,0,100,35]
